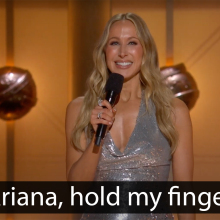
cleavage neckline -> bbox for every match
[108,92,144,155]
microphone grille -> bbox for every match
[105,73,124,94]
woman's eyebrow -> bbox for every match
[108,37,120,40]
[108,36,139,40]
[127,37,139,40]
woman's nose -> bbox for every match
[118,45,128,58]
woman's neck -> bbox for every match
[120,74,142,102]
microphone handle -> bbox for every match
[95,91,118,146]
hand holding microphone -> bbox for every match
[90,99,116,132]
[90,73,124,146]
[95,73,124,146]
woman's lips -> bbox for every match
[115,62,132,69]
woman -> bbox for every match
[66,13,194,220]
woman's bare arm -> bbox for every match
[65,97,114,181]
[172,98,195,220]
[172,98,193,181]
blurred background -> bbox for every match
[0,0,220,219]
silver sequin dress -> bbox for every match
[81,93,174,220]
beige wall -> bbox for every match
[0,0,220,219]
[174,0,220,181]
[13,0,69,182]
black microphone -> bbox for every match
[95,73,124,146]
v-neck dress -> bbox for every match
[95,93,171,182]
[81,93,173,219]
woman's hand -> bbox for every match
[90,100,116,132]
[66,97,115,181]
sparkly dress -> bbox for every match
[81,93,173,220]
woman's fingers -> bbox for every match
[90,100,115,132]
[98,100,112,111]
[91,108,114,123]
[93,117,113,125]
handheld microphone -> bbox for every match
[95,73,124,146]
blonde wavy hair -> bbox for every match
[72,13,178,154]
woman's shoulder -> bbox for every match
[172,97,189,113]
[66,96,84,112]
[171,97,191,126]
[66,96,84,122]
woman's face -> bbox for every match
[105,20,143,80]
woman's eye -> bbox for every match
[110,41,119,45]
[129,41,137,45]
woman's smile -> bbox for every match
[115,61,133,69]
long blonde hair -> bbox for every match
[72,13,178,154]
